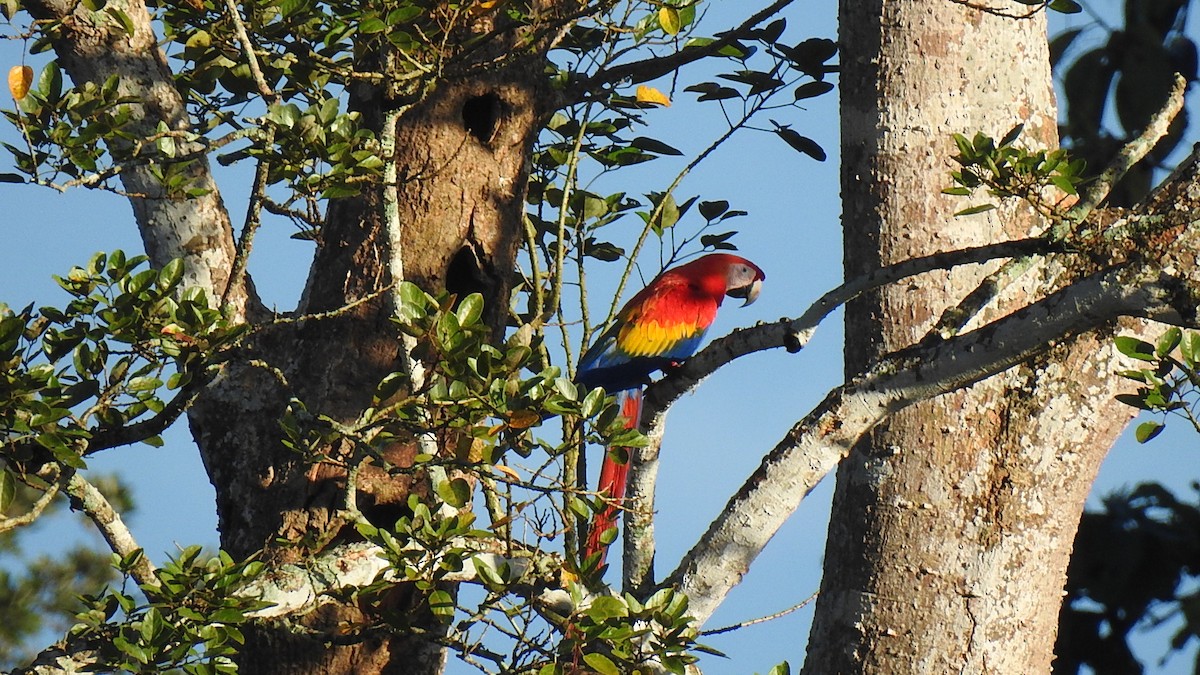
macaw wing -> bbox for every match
[576,278,714,391]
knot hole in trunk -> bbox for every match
[462,93,504,145]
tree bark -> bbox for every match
[807,2,1138,672]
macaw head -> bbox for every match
[677,253,765,307]
[723,256,765,306]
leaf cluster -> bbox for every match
[71,546,270,674]
[0,63,145,190]
[1113,327,1200,444]
[548,588,716,675]
[1,251,241,495]
[944,125,1086,218]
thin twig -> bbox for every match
[221,126,274,311]
[701,590,818,635]
[381,105,440,460]
[0,471,63,534]
[947,0,1045,20]
[220,0,278,103]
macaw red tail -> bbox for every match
[584,388,643,566]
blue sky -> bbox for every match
[1,1,1198,672]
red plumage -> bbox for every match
[577,254,765,566]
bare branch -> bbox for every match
[701,590,819,636]
[670,257,1185,623]
[64,471,157,587]
[1059,73,1187,235]
[0,472,62,534]
[946,0,1045,20]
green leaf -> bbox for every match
[1182,332,1200,366]
[1049,174,1078,196]
[359,16,387,33]
[1048,0,1082,13]
[268,103,302,128]
[1114,336,1156,361]
[587,595,628,621]
[580,387,605,418]
[157,258,184,292]
[428,589,455,621]
[38,61,62,103]
[793,81,834,100]
[583,653,620,675]
[720,70,785,95]
[995,122,1022,147]
[436,477,471,508]
[456,293,484,327]
[1135,420,1164,443]
[658,7,681,36]
[1156,327,1182,358]
[773,125,826,161]
[758,17,786,44]
[127,376,162,392]
[1115,393,1153,411]
[105,7,137,36]
[629,136,683,156]
[684,82,741,101]
[698,200,730,220]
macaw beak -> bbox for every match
[729,277,762,306]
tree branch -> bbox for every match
[16,537,584,675]
[620,238,1059,592]
[664,157,1200,621]
[669,250,1191,623]
[64,471,157,587]
[0,472,62,534]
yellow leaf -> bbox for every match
[7,65,32,101]
[470,0,501,14]
[658,6,681,35]
[635,85,671,107]
[493,464,521,482]
[507,409,540,429]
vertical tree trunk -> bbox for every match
[188,63,550,673]
[806,2,1136,672]
[178,8,559,669]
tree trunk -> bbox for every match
[26,0,558,671]
[187,59,551,675]
[806,2,1136,672]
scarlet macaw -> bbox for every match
[575,253,765,564]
